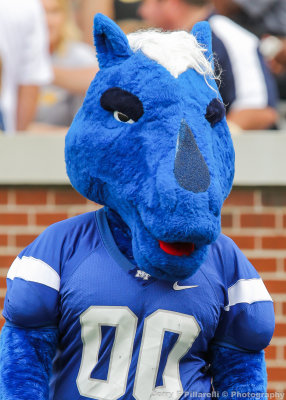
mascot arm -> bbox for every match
[0,323,58,400]
[208,237,275,399]
[1,214,100,399]
[210,293,275,399]
[0,224,65,399]
[210,344,267,398]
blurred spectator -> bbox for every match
[115,0,142,22]
[52,66,98,97]
[212,0,286,100]
[71,0,142,46]
[71,0,115,46]
[139,0,279,131]
[0,0,53,132]
[52,0,145,98]
[34,0,98,129]
[212,0,286,38]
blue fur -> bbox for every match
[65,14,235,281]
[93,13,132,69]
[210,344,267,398]
[0,323,58,400]
[192,21,214,68]
[106,207,135,264]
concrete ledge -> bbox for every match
[233,132,286,186]
[0,134,68,185]
[0,132,286,186]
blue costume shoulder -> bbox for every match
[205,234,275,352]
[3,212,101,328]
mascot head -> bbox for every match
[65,14,235,281]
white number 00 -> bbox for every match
[76,306,200,400]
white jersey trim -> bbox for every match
[7,256,60,291]
[209,15,268,110]
[225,278,272,311]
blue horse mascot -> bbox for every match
[0,14,275,400]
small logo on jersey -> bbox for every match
[173,282,199,291]
[135,270,151,280]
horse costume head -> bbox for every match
[65,14,235,281]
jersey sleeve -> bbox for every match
[212,236,275,352]
[3,224,63,328]
[3,212,100,329]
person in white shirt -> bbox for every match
[34,0,98,128]
[0,0,53,132]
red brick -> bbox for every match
[55,190,86,205]
[248,258,276,272]
[262,189,286,206]
[0,191,8,204]
[265,345,277,360]
[224,190,254,206]
[0,213,28,226]
[36,213,68,226]
[241,213,275,228]
[0,276,7,289]
[0,255,15,268]
[0,297,4,309]
[16,234,38,247]
[262,236,286,249]
[0,235,8,246]
[229,235,255,249]
[283,215,286,228]
[273,323,286,337]
[264,280,286,293]
[267,367,286,381]
[15,190,47,205]
[221,214,233,228]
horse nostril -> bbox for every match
[174,120,210,193]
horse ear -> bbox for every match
[191,21,213,67]
[93,13,133,69]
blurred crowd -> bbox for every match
[0,0,286,134]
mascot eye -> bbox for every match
[205,98,226,127]
[113,111,135,124]
[100,87,144,122]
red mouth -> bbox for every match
[159,240,195,256]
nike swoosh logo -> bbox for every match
[173,282,199,291]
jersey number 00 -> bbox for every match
[76,306,200,400]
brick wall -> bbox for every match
[0,185,286,393]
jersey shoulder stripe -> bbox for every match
[7,256,60,291]
[225,277,272,311]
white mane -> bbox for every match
[127,29,214,79]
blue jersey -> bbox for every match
[3,209,274,400]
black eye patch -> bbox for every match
[205,98,226,127]
[100,87,144,122]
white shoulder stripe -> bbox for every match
[225,278,272,311]
[7,256,60,291]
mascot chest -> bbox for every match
[52,211,222,399]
